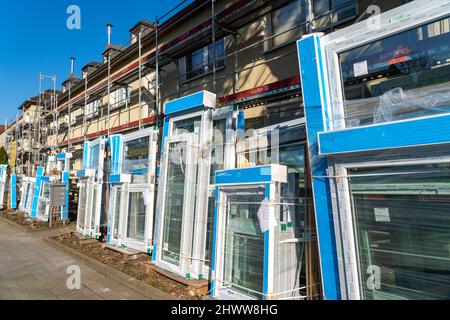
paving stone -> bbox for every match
[0,219,149,300]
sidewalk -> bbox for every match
[0,218,151,300]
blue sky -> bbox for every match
[0,0,192,124]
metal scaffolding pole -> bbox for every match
[155,17,161,129]
[107,51,111,136]
[211,0,217,92]
[84,73,88,140]
[138,30,143,130]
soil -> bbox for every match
[0,210,72,231]
[51,232,201,300]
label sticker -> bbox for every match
[353,60,368,77]
[374,208,390,222]
[257,198,278,233]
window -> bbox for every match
[109,87,130,110]
[312,0,356,31]
[127,192,146,241]
[269,0,308,48]
[339,17,450,127]
[85,99,101,119]
[70,113,76,125]
[172,116,202,135]
[348,163,450,300]
[122,136,150,182]
[223,187,266,299]
[178,38,225,82]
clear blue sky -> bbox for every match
[0,0,193,124]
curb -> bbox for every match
[0,215,28,231]
[0,213,74,234]
[43,237,177,300]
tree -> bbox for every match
[0,147,8,165]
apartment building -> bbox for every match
[0,125,6,150]
[48,0,407,171]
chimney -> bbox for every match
[70,57,75,78]
[107,24,113,47]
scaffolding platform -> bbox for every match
[144,263,209,297]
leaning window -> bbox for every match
[348,163,450,300]
[339,17,450,128]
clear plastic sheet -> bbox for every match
[342,82,450,127]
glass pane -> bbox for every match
[89,144,100,170]
[349,163,450,300]
[187,47,205,79]
[340,17,450,127]
[127,192,146,241]
[113,187,121,239]
[223,187,266,299]
[122,136,150,183]
[210,119,226,184]
[24,183,30,209]
[313,0,329,16]
[161,141,188,266]
[77,183,86,228]
[91,185,97,227]
[27,182,34,212]
[172,116,201,135]
[205,196,215,265]
[272,0,307,47]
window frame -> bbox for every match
[330,153,450,300]
[266,0,309,52]
[178,38,226,84]
[312,0,358,32]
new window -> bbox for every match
[268,0,308,49]
[339,16,450,127]
[348,163,450,300]
[178,38,225,83]
[312,0,357,31]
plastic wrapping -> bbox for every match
[212,174,321,300]
[342,82,450,127]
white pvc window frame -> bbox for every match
[155,132,198,277]
[36,181,51,222]
[330,153,450,300]
[25,178,36,215]
[213,182,276,300]
[122,186,152,252]
[76,138,106,238]
[317,0,450,299]
[110,128,158,252]
[120,127,156,183]
[319,0,450,132]
[109,185,125,247]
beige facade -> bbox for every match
[7,0,406,173]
